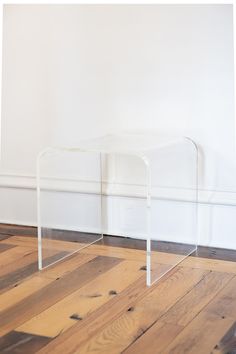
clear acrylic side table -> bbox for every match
[37,133,198,286]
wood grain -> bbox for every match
[2,223,236,261]
[0,246,35,272]
[0,249,38,277]
[0,251,69,293]
[164,276,236,354]
[0,254,94,312]
[74,268,208,354]
[0,243,15,253]
[79,244,185,265]
[0,234,12,241]
[0,224,236,354]
[18,259,146,337]
[38,267,207,354]
[38,252,95,280]
[124,271,233,354]
[212,321,236,353]
[0,276,53,312]
[0,256,121,336]
[5,235,84,252]
[0,331,50,353]
[36,271,153,354]
[181,255,236,274]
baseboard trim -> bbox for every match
[0,172,236,205]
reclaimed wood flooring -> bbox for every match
[0,224,236,353]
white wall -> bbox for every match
[1,4,235,249]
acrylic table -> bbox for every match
[37,133,198,286]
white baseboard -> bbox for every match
[0,172,236,249]
[1,171,236,205]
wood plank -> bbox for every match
[80,244,185,265]
[0,224,192,255]
[0,234,12,242]
[36,269,167,354]
[41,229,102,244]
[163,276,236,354]
[4,235,236,275]
[0,243,15,253]
[205,276,236,318]
[123,271,233,354]
[74,268,208,354]
[182,256,236,274]
[38,266,207,354]
[0,331,50,353]
[100,237,236,262]
[17,259,152,337]
[38,252,96,280]
[126,321,183,354]
[0,255,121,336]
[0,246,68,279]
[160,270,233,327]
[0,276,53,312]
[0,251,38,291]
[0,246,35,270]
[6,234,236,275]
[1,224,236,353]
[164,312,233,354]
[0,254,94,311]
[100,236,194,255]
[0,250,70,294]
[212,321,236,353]
[2,223,236,262]
[80,243,236,274]
[5,235,84,252]
[0,250,38,278]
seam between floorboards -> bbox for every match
[161,273,236,353]
[8,256,124,335]
[121,270,213,354]
[35,268,180,352]
[121,269,230,353]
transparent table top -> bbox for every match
[53,133,186,155]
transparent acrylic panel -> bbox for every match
[37,134,198,287]
[37,149,103,269]
[102,153,148,240]
[146,138,198,285]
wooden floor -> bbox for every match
[0,225,236,353]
